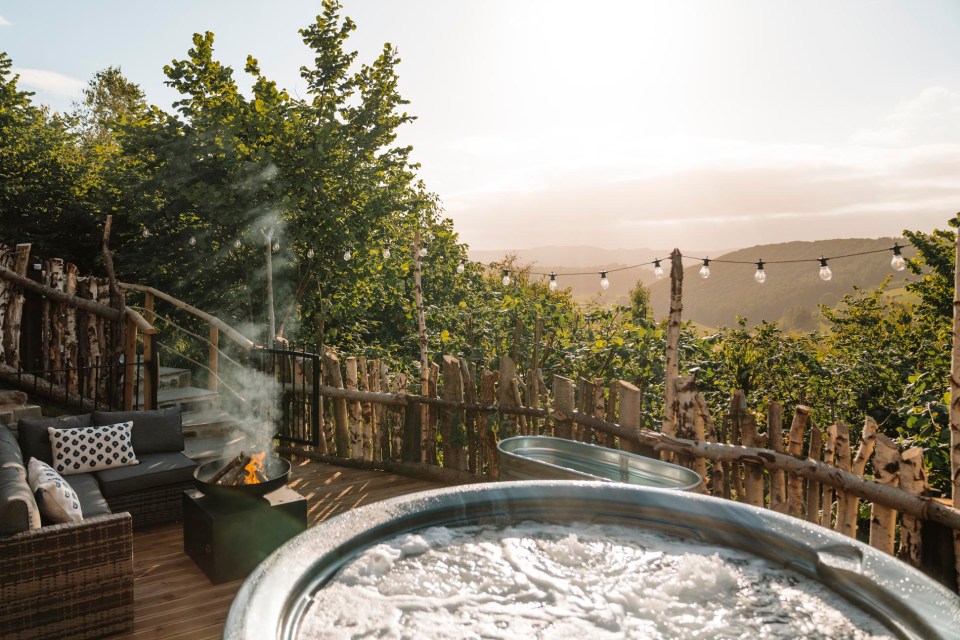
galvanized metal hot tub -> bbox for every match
[224,482,960,640]
[499,435,703,490]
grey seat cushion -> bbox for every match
[95,452,196,498]
[92,407,184,455]
[18,414,93,466]
[66,472,111,517]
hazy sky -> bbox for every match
[2,1,959,250]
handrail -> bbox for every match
[119,282,254,350]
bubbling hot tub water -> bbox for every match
[299,521,893,639]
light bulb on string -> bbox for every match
[456,259,465,274]
[306,247,314,258]
[699,258,711,279]
[272,240,280,252]
[189,236,197,247]
[234,238,242,249]
[501,269,511,286]
[142,227,151,239]
[818,257,832,281]
[599,271,610,290]
[382,247,391,259]
[343,248,352,261]
[653,259,664,280]
[754,260,766,284]
[548,272,558,292]
[419,247,428,257]
[891,243,906,271]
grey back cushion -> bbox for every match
[0,426,41,533]
[92,407,184,454]
[18,414,93,467]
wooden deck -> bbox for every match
[109,457,447,640]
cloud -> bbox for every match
[0,16,11,27]
[11,67,86,97]
[853,87,960,146]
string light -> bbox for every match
[419,246,428,257]
[653,259,665,280]
[142,228,151,238]
[599,271,610,290]
[501,269,511,286]
[234,238,242,249]
[456,259,465,274]
[891,243,906,271]
[306,247,314,258]
[272,240,280,252]
[818,257,832,281]
[383,247,391,259]
[189,236,197,246]
[699,258,711,279]
[754,260,766,284]
[343,248,352,261]
[549,272,558,291]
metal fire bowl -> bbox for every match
[193,455,290,500]
[225,481,960,640]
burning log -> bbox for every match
[213,453,251,485]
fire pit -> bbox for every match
[193,452,291,501]
[183,452,305,584]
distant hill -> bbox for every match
[470,239,918,328]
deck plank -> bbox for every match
[103,457,447,640]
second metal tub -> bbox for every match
[498,435,703,491]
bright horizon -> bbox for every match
[2,1,959,251]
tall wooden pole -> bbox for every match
[951,230,960,586]
[414,231,431,463]
[662,248,683,460]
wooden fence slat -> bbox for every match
[441,355,465,471]
[898,446,927,567]
[322,351,350,457]
[804,423,822,523]
[786,405,811,518]
[833,422,857,537]
[673,377,707,482]
[553,375,575,441]
[480,370,499,479]
[821,419,837,528]
[869,433,899,555]
[459,357,478,473]
[345,357,363,459]
[740,406,764,507]
[606,380,619,449]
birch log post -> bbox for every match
[767,402,787,512]
[479,370,499,479]
[606,380,619,449]
[661,249,683,462]
[1,244,30,368]
[821,419,838,529]
[0,248,11,346]
[510,374,528,436]
[358,356,373,461]
[696,393,726,497]
[64,264,79,393]
[729,393,746,500]
[673,377,707,482]
[618,381,642,458]
[553,375,575,441]
[869,433,899,555]
[786,405,812,518]
[441,355,465,471]
[839,416,879,532]
[498,356,519,440]
[346,357,363,459]
[898,447,927,567]
[740,408,764,507]
[459,357,478,473]
[804,424,822,524]
[48,258,65,384]
[592,379,608,447]
[414,232,431,465]
[322,350,350,457]
[832,422,857,537]
[951,228,960,587]
[577,378,595,443]
[390,372,407,462]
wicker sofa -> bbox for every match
[0,407,197,640]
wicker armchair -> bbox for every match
[0,512,134,640]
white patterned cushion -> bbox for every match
[48,422,139,475]
[26,458,83,523]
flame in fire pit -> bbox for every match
[244,452,266,484]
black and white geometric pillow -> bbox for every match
[26,457,84,523]
[47,421,139,476]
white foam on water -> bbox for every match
[298,521,895,640]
